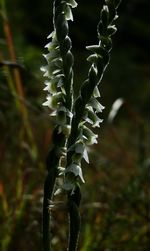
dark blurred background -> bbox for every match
[0,0,150,251]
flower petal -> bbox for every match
[65,5,73,21]
[82,125,98,145]
[88,98,105,113]
[83,147,89,163]
[66,163,85,183]
[93,86,101,98]
[66,0,78,8]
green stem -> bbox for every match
[68,185,81,251]
[43,128,66,250]
[43,173,56,251]
[0,1,37,159]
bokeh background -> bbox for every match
[0,0,150,250]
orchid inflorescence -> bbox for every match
[41,0,121,250]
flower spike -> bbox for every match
[42,1,121,251]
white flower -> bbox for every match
[66,0,78,8]
[65,5,73,21]
[83,147,89,163]
[42,95,52,108]
[43,50,61,63]
[88,97,105,113]
[74,141,84,154]
[85,106,103,128]
[82,125,98,145]
[47,31,55,39]
[43,80,58,94]
[70,140,90,164]
[40,66,49,78]
[42,92,64,110]
[65,163,85,183]
[93,86,101,98]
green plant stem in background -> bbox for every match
[0,3,40,245]
[0,0,37,160]
[42,1,121,251]
[0,50,19,110]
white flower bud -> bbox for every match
[88,98,105,113]
[66,0,78,8]
[65,163,85,183]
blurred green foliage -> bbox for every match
[0,0,150,251]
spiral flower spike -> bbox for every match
[42,0,77,250]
